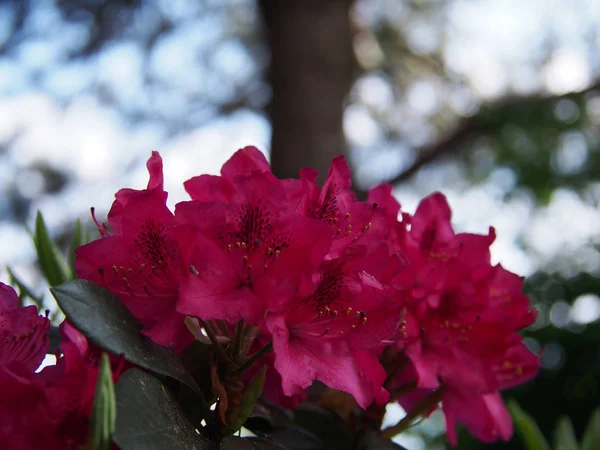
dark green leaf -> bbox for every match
[34,211,71,286]
[250,424,322,450]
[291,403,353,450]
[244,400,322,449]
[356,431,408,450]
[89,353,116,450]
[554,416,578,450]
[180,340,215,404]
[7,266,44,309]
[508,400,551,450]
[220,437,254,450]
[582,408,600,450]
[227,366,267,434]
[51,280,204,400]
[48,324,61,354]
[113,369,215,450]
[221,436,289,450]
[245,399,294,432]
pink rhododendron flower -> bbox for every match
[32,321,125,449]
[291,156,389,257]
[75,152,192,352]
[443,391,513,445]
[61,146,541,446]
[176,147,333,325]
[382,192,540,444]
[245,335,308,409]
[0,282,49,372]
[265,245,404,409]
[0,287,124,449]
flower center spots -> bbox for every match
[304,183,377,247]
[98,219,179,299]
[223,202,291,283]
[134,219,178,269]
[421,225,436,253]
[235,200,272,248]
[290,264,368,339]
[422,315,480,348]
[319,184,340,221]
[0,315,49,370]
[309,264,344,309]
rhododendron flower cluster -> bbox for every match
[371,189,540,444]
[0,147,540,449]
[0,283,124,449]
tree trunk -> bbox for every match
[260,0,355,183]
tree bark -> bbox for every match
[260,0,355,183]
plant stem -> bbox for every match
[232,320,245,362]
[216,320,233,338]
[199,319,231,363]
[381,385,446,439]
[236,341,273,373]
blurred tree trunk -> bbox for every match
[259,0,356,183]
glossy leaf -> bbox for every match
[291,403,353,450]
[508,400,551,450]
[113,369,215,450]
[51,280,204,398]
[220,436,289,450]
[244,401,321,450]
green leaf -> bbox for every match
[582,408,600,450]
[113,369,215,450]
[33,211,71,286]
[243,400,322,449]
[508,400,551,450]
[68,218,84,278]
[51,280,205,403]
[554,416,578,450]
[89,353,116,450]
[291,403,353,450]
[220,436,289,449]
[227,365,267,434]
[6,266,44,309]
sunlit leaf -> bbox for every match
[33,211,71,286]
[508,400,551,450]
[554,416,578,450]
[581,408,600,450]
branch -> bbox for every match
[387,120,475,185]
[380,79,600,187]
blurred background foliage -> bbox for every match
[1,0,600,448]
